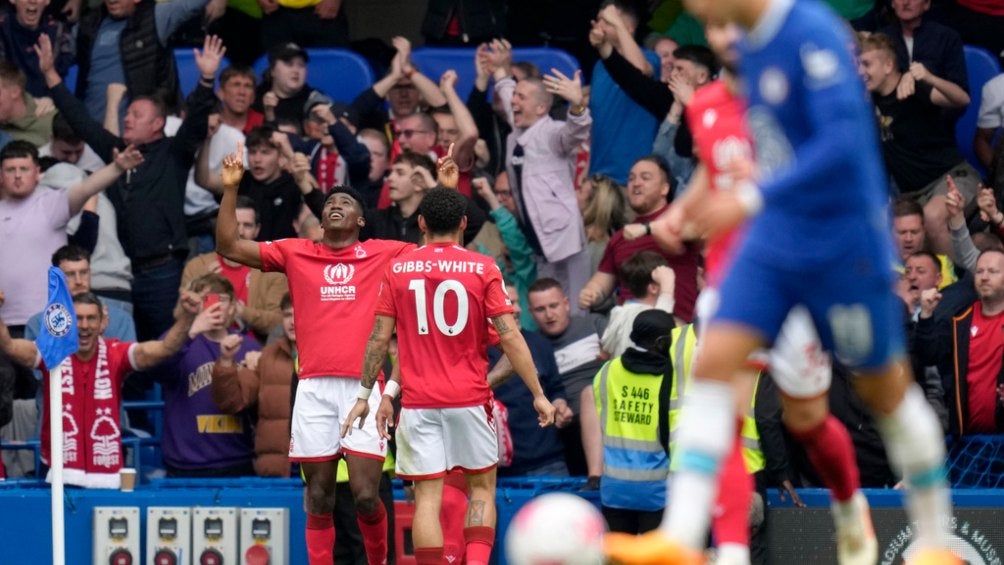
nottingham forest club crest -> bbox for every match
[320,263,357,302]
[44,303,74,337]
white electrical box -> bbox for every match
[93,506,141,565]
[146,507,191,565]
[240,508,289,565]
[191,507,239,565]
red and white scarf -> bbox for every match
[42,338,123,489]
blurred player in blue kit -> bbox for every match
[604,0,960,564]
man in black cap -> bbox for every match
[255,42,324,126]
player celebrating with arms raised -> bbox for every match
[345,186,556,565]
[216,142,413,564]
[605,0,959,564]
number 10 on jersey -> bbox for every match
[408,279,469,336]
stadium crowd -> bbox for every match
[1,0,1004,562]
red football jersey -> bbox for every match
[685,80,755,285]
[375,242,513,408]
[259,238,415,379]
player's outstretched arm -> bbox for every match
[491,312,556,427]
[344,314,397,437]
[215,142,263,269]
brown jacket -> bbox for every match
[211,337,295,477]
[182,252,288,338]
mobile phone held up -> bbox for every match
[203,294,221,311]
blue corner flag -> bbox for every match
[36,267,79,369]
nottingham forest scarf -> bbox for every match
[41,338,124,489]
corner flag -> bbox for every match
[37,266,78,369]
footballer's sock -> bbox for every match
[790,415,859,502]
[716,543,752,565]
[660,379,735,550]
[875,385,952,550]
[464,526,495,565]
[712,432,752,548]
[415,547,445,565]
[357,503,388,565]
[306,512,335,565]
[441,475,469,564]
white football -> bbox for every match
[504,492,606,565]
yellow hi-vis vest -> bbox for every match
[667,324,765,474]
[594,357,669,511]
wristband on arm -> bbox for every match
[383,380,401,399]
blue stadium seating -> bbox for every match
[958,46,1002,176]
[70,46,578,113]
[251,48,375,103]
[411,46,581,100]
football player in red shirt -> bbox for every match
[345,186,556,565]
[217,142,413,565]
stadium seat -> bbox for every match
[252,48,375,103]
[174,48,231,97]
[411,46,581,100]
[957,45,1002,176]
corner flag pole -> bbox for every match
[38,266,78,565]
[50,362,66,565]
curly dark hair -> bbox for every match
[418,187,467,235]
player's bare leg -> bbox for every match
[464,468,498,565]
[303,460,339,564]
[782,393,877,565]
[412,477,446,565]
[852,358,959,565]
[710,371,757,565]
[347,454,390,565]
[606,324,762,565]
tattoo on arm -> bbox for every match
[360,318,389,389]
[492,316,513,337]
[467,500,486,526]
